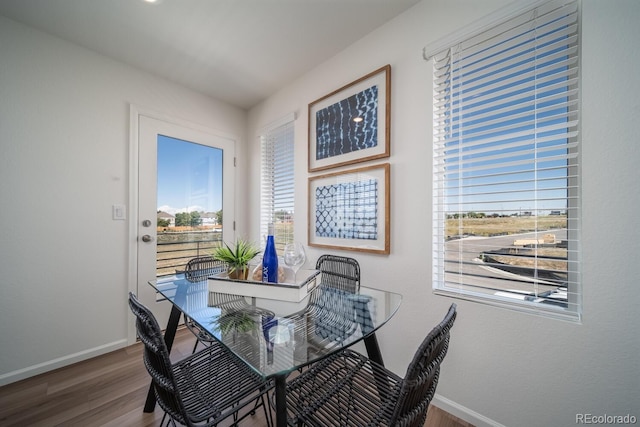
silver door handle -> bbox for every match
[141,235,154,243]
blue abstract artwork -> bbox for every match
[315,85,378,161]
[314,178,378,240]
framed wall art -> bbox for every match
[308,163,390,254]
[308,65,391,172]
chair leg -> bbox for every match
[222,392,273,427]
[160,412,177,427]
[261,393,273,427]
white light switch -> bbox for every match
[112,204,126,220]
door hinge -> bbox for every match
[233,221,236,231]
[234,157,237,167]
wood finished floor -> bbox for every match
[0,327,474,427]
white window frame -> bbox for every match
[426,0,581,322]
[260,114,296,250]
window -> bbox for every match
[260,115,295,251]
[427,0,581,320]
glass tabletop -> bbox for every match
[149,274,402,379]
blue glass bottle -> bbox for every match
[262,223,278,283]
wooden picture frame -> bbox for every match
[308,65,391,172]
[308,163,390,254]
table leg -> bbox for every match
[143,304,182,412]
[363,333,384,366]
[274,373,287,427]
[361,315,391,400]
[353,295,385,366]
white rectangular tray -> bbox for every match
[208,269,320,302]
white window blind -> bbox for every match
[430,0,581,320]
[260,117,295,250]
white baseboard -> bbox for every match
[0,339,128,387]
[431,394,506,427]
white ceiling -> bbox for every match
[0,0,421,109]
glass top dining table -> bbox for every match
[145,273,402,427]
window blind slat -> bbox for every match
[438,131,579,163]
[448,73,579,121]
[454,1,578,61]
[452,20,578,81]
[435,95,579,136]
[449,55,578,110]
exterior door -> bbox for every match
[134,113,235,329]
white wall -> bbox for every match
[0,16,247,383]
[247,1,640,426]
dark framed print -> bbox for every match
[308,65,391,172]
[308,163,390,254]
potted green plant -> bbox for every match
[211,238,261,280]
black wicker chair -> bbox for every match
[315,254,360,293]
[183,257,228,353]
[128,292,272,427]
[285,303,457,427]
[283,256,362,365]
[184,256,228,282]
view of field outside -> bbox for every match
[443,213,569,305]
[446,214,565,238]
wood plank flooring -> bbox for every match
[0,328,473,427]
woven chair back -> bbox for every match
[309,285,359,342]
[185,257,227,282]
[390,303,457,427]
[315,254,360,293]
[128,292,189,424]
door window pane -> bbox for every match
[156,135,224,276]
